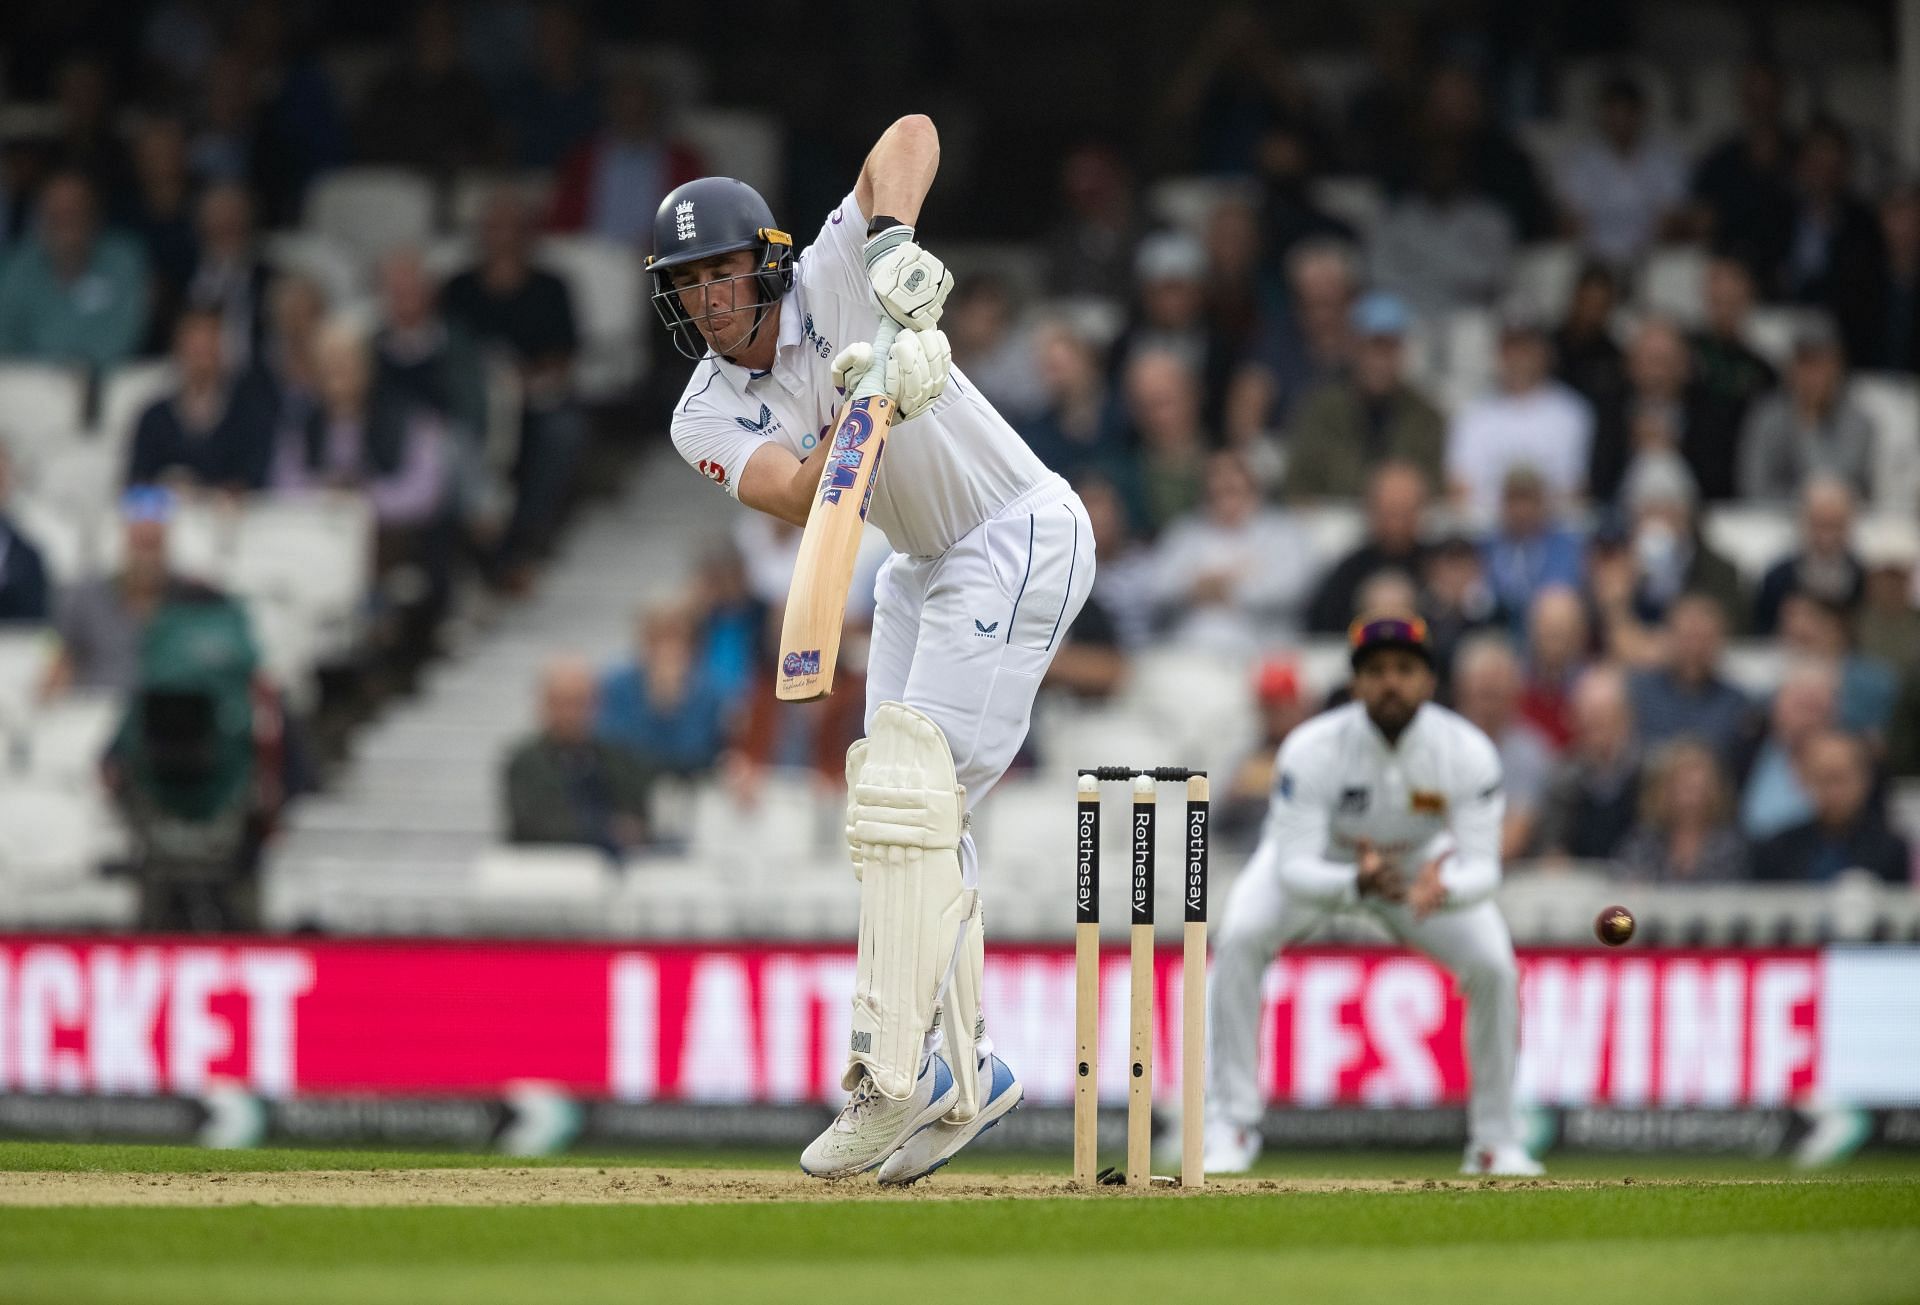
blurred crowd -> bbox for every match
[0,1,1915,897]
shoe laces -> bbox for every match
[833,1076,878,1133]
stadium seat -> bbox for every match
[536,235,645,401]
[304,167,437,263]
[678,108,784,211]
[1510,242,1581,321]
[1147,176,1258,238]
[1744,307,1820,368]
[94,360,177,458]
[1309,177,1384,239]
[1701,504,1797,585]
[8,493,93,586]
[1289,503,1366,563]
[1850,373,1920,517]
[262,231,367,309]
[0,629,52,733]
[1637,245,1708,326]
[450,170,553,233]
[31,441,122,525]
[0,782,101,882]
[1721,642,1788,699]
[473,845,613,901]
[24,691,120,785]
[0,363,86,472]
[229,497,375,620]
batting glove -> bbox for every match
[830,342,876,396]
[864,228,952,331]
[885,326,951,420]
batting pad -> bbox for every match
[843,737,870,881]
[844,702,968,1101]
[941,892,986,1122]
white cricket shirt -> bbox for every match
[669,190,1062,558]
[1261,700,1507,908]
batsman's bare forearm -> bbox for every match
[856,115,940,226]
[737,440,822,529]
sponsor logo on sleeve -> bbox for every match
[1409,790,1448,815]
[697,459,728,486]
[1338,786,1371,814]
[734,404,781,435]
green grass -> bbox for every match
[1,1144,1916,1304]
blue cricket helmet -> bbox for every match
[646,177,795,359]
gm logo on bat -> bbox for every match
[782,649,821,677]
[819,402,876,506]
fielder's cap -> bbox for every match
[120,485,175,522]
[1351,290,1411,338]
[1348,610,1434,669]
[1134,231,1206,284]
[1254,656,1301,704]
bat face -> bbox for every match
[776,392,897,701]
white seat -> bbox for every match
[1147,176,1259,238]
[450,170,552,233]
[678,108,784,209]
[8,493,94,586]
[0,363,86,472]
[0,782,101,881]
[262,231,367,307]
[1309,177,1384,238]
[94,360,177,459]
[1637,245,1708,326]
[0,630,52,732]
[24,691,120,785]
[303,168,437,263]
[536,235,645,401]
[229,497,375,621]
[1289,502,1367,560]
[1296,638,1353,701]
[1511,242,1581,321]
[473,845,612,901]
[1744,308,1821,369]
[32,440,124,521]
[1721,643,1788,699]
[1850,373,1920,518]
[93,496,235,587]
[1700,504,1798,586]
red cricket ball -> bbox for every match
[1595,904,1636,946]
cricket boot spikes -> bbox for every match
[801,1054,957,1179]
[875,1053,1024,1185]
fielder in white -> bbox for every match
[647,116,1094,1182]
[1204,612,1542,1177]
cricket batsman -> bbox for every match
[1204,612,1542,1177]
[646,116,1094,1182]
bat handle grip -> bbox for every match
[851,318,901,401]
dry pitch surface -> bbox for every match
[0,1164,1809,1206]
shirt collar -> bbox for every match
[710,299,802,396]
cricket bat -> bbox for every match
[775,319,900,701]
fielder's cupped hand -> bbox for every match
[864,227,952,330]
[830,327,951,420]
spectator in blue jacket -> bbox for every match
[127,308,279,493]
[598,603,732,778]
[1482,465,1585,629]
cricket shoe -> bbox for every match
[1203,1121,1263,1174]
[1460,1143,1545,1177]
[800,1055,957,1179]
[875,1053,1023,1185]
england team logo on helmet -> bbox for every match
[675,200,696,241]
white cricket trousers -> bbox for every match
[1206,837,1523,1150]
[864,482,1094,1064]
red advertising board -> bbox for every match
[0,938,1827,1107]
